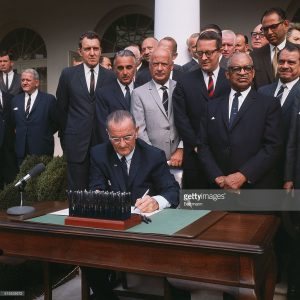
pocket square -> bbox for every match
[13,107,18,111]
[211,116,215,120]
[298,111,300,115]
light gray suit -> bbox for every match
[131,79,180,160]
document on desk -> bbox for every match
[130,206,162,217]
[50,208,69,215]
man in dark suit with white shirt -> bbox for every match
[198,52,282,190]
[95,49,136,143]
[251,7,290,89]
[0,51,22,96]
[56,31,115,190]
[182,33,200,73]
[173,31,231,189]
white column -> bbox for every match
[154,0,200,65]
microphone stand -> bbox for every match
[6,181,36,215]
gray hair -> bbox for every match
[106,110,136,129]
[113,49,136,65]
[22,68,39,80]
[222,30,237,45]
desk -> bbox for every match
[0,201,279,300]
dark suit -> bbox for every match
[198,89,282,188]
[0,91,17,188]
[11,91,58,165]
[89,138,180,207]
[0,72,22,96]
[95,80,133,143]
[135,64,183,87]
[182,59,198,73]
[172,67,231,188]
[56,63,115,189]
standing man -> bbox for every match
[221,30,236,59]
[95,49,136,143]
[0,88,17,188]
[0,51,22,96]
[131,47,182,166]
[251,7,290,89]
[182,33,200,73]
[198,52,282,190]
[56,31,115,190]
[12,69,58,166]
[173,31,231,189]
[235,33,250,53]
[250,24,269,49]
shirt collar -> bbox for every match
[230,86,251,99]
[27,89,38,98]
[270,39,286,52]
[152,79,170,91]
[278,77,299,90]
[117,79,134,91]
[116,148,135,161]
[201,66,220,78]
[83,63,99,75]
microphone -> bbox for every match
[15,163,45,188]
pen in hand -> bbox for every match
[134,188,149,211]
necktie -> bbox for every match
[207,72,214,98]
[124,85,131,108]
[5,73,9,90]
[275,84,286,105]
[160,86,169,115]
[25,94,31,118]
[120,156,129,189]
[272,47,278,76]
[229,92,241,126]
[89,68,95,97]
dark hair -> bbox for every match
[99,56,111,64]
[197,31,222,49]
[279,43,300,58]
[78,31,101,49]
[106,110,136,129]
[200,24,222,36]
[236,33,249,44]
[0,50,14,60]
[160,36,178,54]
[113,49,136,64]
[261,7,286,23]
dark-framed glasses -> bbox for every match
[197,48,219,58]
[261,21,284,33]
[109,134,135,144]
[228,65,254,74]
[251,32,265,38]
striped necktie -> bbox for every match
[25,94,31,118]
[207,72,214,98]
[229,92,241,126]
[161,86,169,115]
[275,84,286,105]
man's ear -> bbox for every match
[225,71,230,80]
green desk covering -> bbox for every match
[28,209,210,236]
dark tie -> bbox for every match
[160,86,168,115]
[25,94,31,118]
[124,85,131,108]
[229,92,241,126]
[89,68,95,97]
[275,84,286,105]
[120,156,129,189]
[5,73,9,90]
[207,72,214,98]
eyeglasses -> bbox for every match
[197,48,219,58]
[109,134,135,144]
[228,65,254,74]
[251,32,265,38]
[261,21,284,33]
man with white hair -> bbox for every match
[221,30,236,58]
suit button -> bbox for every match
[171,140,174,143]
[166,126,170,130]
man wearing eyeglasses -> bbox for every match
[251,7,290,89]
[250,24,269,50]
[198,52,282,190]
[173,30,230,189]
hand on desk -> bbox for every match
[135,195,159,213]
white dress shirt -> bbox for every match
[83,63,99,93]
[228,87,251,119]
[274,77,299,106]
[24,89,38,113]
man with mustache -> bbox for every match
[95,49,136,143]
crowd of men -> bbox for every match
[1,6,300,299]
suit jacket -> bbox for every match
[284,92,300,187]
[131,79,179,160]
[135,64,183,87]
[95,80,133,143]
[182,59,198,73]
[11,91,58,159]
[249,43,295,89]
[198,89,283,188]
[56,63,115,163]
[89,139,180,207]
[0,72,22,96]
[173,67,231,170]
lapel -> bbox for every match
[0,73,6,92]
[282,80,300,114]
[196,70,210,101]
[149,80,168,119]
[229,89,256,130]
[9,73,18,93]
[128,143,141,188]
[214,68,228,97]
[261,45,274,82]
[168,79,176,118]
[114,81,129,110]
[221,95,230,129]
[109,148,127,191]
[29,90,40,116]
[78,64,90,98]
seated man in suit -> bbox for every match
[95,49,136,143]
[198,52,282,190]
[11,69,58,166]
[86,110,179,299]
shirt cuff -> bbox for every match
[152,195,171,210]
